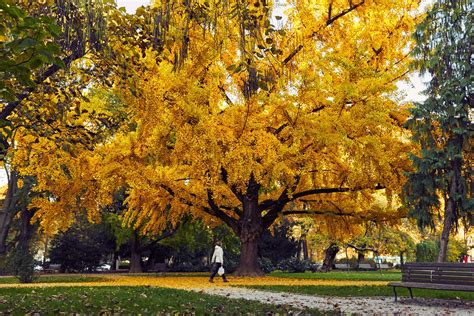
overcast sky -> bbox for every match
[116,0,150,13]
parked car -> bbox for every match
[96,264,111,272]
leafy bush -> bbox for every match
[11,246,36,283]
[277,257,311,273]
[416,240,439,262]
[258,257,275,274]
[447,239,468,263]
[170,261,207,272]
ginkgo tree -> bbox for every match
[17,0,420,276]
[94,0,419,275]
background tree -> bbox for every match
[0,0,120,259]
[49,215,115,272]
[403,0,474,262]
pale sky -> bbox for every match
[116,0,150,13]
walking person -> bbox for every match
[209,240,228,283]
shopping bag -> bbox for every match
[218,266,225,276]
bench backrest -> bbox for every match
[378,263,390,269]
[358,263,372,269]
[49,264,61,270]
[335,263,350,269]
[402,263,474,286]
[153,263,167,272]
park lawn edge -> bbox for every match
[0,285,329,315]
[237,284,474,301]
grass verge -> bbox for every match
[269,270,401,282]
[241,285,474,300]
[0,286,327,314]
[0,275,107,284]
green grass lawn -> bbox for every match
[0,286,325,314]
[0,275,106,284]
[254,271,474,300]
[270,270,402,281]
[242,285,474,300]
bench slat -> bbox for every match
[406,273,474,281]
[390,282,474,292]
[389,263,474,301]
[402,278,474,285]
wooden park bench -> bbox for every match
[334,263,351,270]
[43,264,61,274]
[378,263,390,270]
[357,263,374,270]
[149,262,168,273]
[388,262,474,301]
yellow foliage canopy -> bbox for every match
[14,0,419,247]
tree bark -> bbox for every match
[400,251,405,266]
[0,171,19,255]
[18,206,36,251]
[321,243,340,272]
[438,151,462,263]
[438,198,455,262]
[302,236,309,261]
[234,176,264,276]
[129,232,143,273]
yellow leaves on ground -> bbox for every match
[0,274,388,290]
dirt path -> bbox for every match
[199,286,474,315]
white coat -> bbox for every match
[211,245,224,264]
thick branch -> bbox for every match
[206,189,240,234]
[262,183,384,227]
[346,243,378,253]
[282,209,355,217]
[221,167,244,202]
[140,221,183,252]
[1,52,83,120]
[326,0,365,26]
[292,184,384,201]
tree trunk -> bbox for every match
[110,251,118,271]
[321,243,339,272]
[438,152,462,263]
[302,236,309,260]
[0,171,18,255]
[129,232,143,273]
[400,251,405,266]
[234,177,264,276]
[18,206,35,251]
[438,198,455,262]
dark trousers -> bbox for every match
[210,262,227,280]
